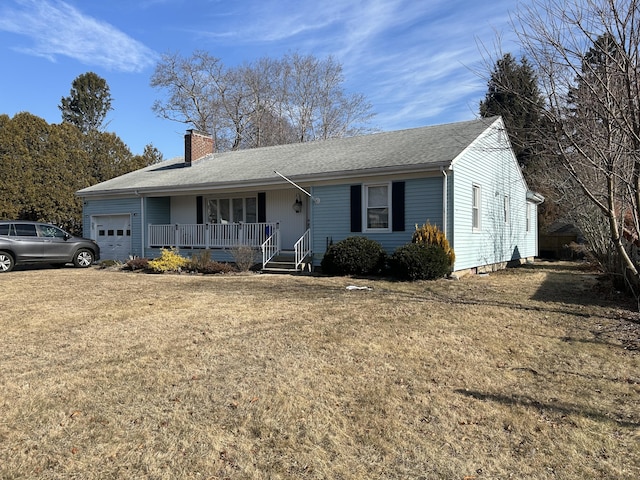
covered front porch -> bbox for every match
[147,222,312,271]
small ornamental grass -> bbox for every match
[412,221,455,267]
[230,245,258,272]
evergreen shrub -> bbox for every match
[389,243,450,280]
[321,236,386,276]
[148,248,188,273]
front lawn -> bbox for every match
[0,262,638,478]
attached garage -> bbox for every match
[92,214,131,261]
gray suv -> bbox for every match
[0,221,100,272]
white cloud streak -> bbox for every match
[0,0,158,72]
[193,0,518,129]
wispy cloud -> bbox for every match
[0,0,158,72]
[198,0,517,127]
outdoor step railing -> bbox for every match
[261,229,281,268]
[294,228,311,270]
[148,222,278,249]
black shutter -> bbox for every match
[258,192,266,223]
[392,181,405,231]
[196,196,204,224]
[350,185,362,232]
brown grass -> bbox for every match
[0,261,638,479]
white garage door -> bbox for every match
[93,215,132,261]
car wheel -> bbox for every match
[73,249,94,268]
[0,251,15,272]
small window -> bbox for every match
[126,229,131,236]
[108,229,114,236]
[504,195,510,224]
[526,204,531,232]
[98,229,105,236]
[117,229,124,236]
[472,185,481,231]
[365,184,390,230]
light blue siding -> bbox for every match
[146,197,170,225]
[310,176,443,265]
[143,197,171,258]
[450,124,534,271]
[83,197,143,257]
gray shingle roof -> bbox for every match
[77,117,499,196]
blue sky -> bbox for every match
[0,0,520,159]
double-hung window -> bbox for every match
[472,184,481,231]
[365,184,390,230]
[208,197,257,223]
[351,182,404,233]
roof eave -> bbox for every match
[76,161,453,197]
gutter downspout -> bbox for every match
[136,190,144,258]
[441,167,448,240]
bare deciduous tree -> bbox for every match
[150,52,375,151]
[150,51,223,143]
[513,0,640,295]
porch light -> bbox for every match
[293,194,303,213]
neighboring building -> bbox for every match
[76,116,543,274]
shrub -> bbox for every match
[147,248,188,273]
[199,261,236,275]
[186,250,236,274]
[321,236,386,276]
[124,257,149,271]
[412,221,455,267]
[98,259,121,269]
[389,243,450,280]
[230,245,258,272]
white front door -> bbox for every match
[267,190,307,249]
[93,215,131,261]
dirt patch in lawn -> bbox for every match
[0,260,638,479]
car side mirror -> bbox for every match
[64,233,72,240]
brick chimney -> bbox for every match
[184,130,214,166]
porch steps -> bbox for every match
[262,251,305,273]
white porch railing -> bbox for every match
[148,222,278,249]
[261,228,281,268]
[294,229,311,270]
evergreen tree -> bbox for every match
[480,53,546,173]
[60,72,113,133]
[0,113,159,232]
